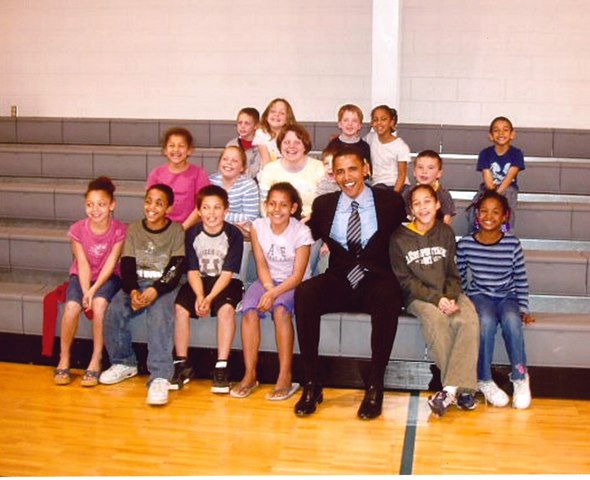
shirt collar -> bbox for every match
[339,185,372,211]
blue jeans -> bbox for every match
[470,293,527,381]
[65,274,121,304]
[104,280,178,383]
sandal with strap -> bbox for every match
[266,382,300,401]
[54,368,72,386]
[229,381,259,399]
[81,370,100,387]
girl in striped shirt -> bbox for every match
[210,145,260,281]
[457,190,535,410]
[209,145,260,239]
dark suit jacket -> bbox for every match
[307,187,406,279]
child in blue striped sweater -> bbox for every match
[457,190,535,410]
[209,145,260,239]
[209,146,260,282]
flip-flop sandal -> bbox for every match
[229,381,259,398]
[80,370,100,387]
[266,382,300,401]
[54,368,72,386]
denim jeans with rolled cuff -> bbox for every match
[470,292,527,382]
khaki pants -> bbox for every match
[408,294,479,392]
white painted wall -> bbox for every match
[400,0,590,128]
[1,0,589,129]
[0,0,373,121]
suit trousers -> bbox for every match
[294,270,403,388]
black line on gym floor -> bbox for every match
[399,390,420,475]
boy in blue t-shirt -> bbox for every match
[172,185,244,393]
[469,116,525,231]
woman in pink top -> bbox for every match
[147,127,210,230]
[54,177,127,387]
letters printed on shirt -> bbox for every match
[405,246,448,266]
[193,232,230,277]
[266,243,289,263]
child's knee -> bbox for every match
[273,306,292,322]
[174,303,189,318]
[63,301,82,319]
[91,297,108,313]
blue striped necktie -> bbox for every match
[346,200,365,289]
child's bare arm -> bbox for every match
[182,209,201,231]
[250,228,273,289]
[203,271,233,306]
[71,240,92,294]
[394,162,408,193]
[482,169,496,190]
[257,245,311,312]
[258,144,272,169]
[84,240,124,307]
[497,166,520,194]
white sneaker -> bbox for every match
[511,373,532,409]
[477,379,509,407]
[99,364,138,385]
[147,378,170,405]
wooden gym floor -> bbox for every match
[0,362,588,476]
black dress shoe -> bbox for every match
[357,386,384,420]
[294,382,323,416]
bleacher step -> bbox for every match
[1,279,587,369]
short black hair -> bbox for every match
[196,184,229,209]
[147,183,174,205]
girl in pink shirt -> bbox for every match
[147,127,210,230]
[54,177,127,387]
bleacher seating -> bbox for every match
[1,117,589,389]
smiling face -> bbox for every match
[410,186,440,230]
[265,189,297,230]
[477,197,508,234]
[144,188,172,229]
[164,134,192,172]
[267,101,289,132]
[338,110,363,139]
[218,147,245,182]
[489,119,515,150]
[413,154,442,186]
[280,130,306,165]
[198,194,228,234]
[371,107,396,137]
[85,189,114,228]
[333,153,369,199]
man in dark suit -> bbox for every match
[294,146,406,420]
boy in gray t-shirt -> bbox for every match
[100,184,185,407]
